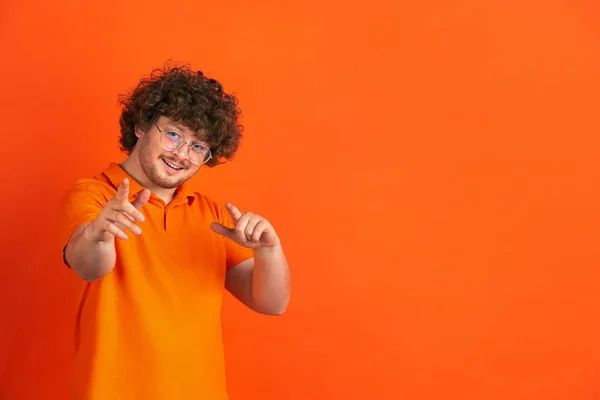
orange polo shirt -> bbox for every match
[57,162,253,400]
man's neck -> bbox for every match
[120,156,176,204]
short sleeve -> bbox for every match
[57,179,112,265]
[219,206,254,270]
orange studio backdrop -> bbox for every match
[2,0,600,399]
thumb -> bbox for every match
[132,188,151,209]
[210,222,235,240]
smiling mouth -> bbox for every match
[162,158,184,171]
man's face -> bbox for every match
[136,116,204,189]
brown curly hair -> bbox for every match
[118,62,243,167]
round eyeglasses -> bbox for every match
[155,123,212,165]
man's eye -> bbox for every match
[191,144,207,153]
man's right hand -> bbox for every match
[85,178,151,242]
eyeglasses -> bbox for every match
[155,123,212,166]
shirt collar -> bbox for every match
[102,162,196,205]
[173,181,196,206]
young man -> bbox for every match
[58,64,290,399]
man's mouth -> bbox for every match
[162,158,184,171]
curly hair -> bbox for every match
[118,62,243,167]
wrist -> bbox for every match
[253,241,282,257]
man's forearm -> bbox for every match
[251,244,290,315]
[65,224,117,282]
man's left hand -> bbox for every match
[210,203,280,248]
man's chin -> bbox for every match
[156,180,182,190]
[156,174,188,189]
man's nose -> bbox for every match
[173,142,190,160]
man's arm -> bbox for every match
[211,203,291,315]
[64,179,150,282]
[65,223,117,282]
[225,244,290,315]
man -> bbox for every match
[58,64,290,400]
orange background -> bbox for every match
[1,0,600,399]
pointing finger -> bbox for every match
[210,222,235,240]
[116,179,130,202]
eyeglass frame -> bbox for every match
[154,123,212,166]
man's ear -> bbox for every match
[134,126,144,139]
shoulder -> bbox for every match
[56,175,115,243]
[60,175,116,209]
[189,191,228,222]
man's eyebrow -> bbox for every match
[163,122,209,144]
[163,122,187,132]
